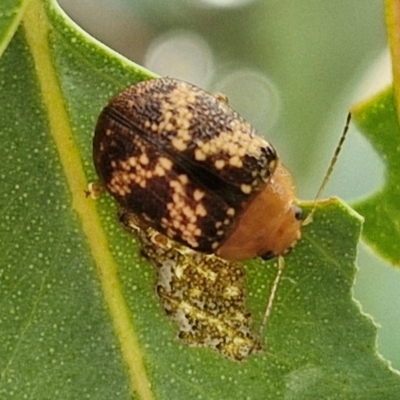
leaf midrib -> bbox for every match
[22,0,154,398]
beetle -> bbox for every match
[93,77,302,262]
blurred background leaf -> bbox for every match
[352,89,400,266]
[385,0,400,120]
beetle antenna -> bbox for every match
[258,256,285,342]
[258,114,351,344]
[303,112,351,225]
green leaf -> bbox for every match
[352,88,400,266]
[0,0,28,58]
[358,0,400,265]
[1,0,399,398]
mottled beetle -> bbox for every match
[93,77,303,261]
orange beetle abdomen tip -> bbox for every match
[216,162,302,262]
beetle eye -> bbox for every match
[294,206,303,221]
[260,250,275,260]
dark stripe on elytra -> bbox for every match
[102,106,250,208]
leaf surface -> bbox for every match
[0,0,28,58]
